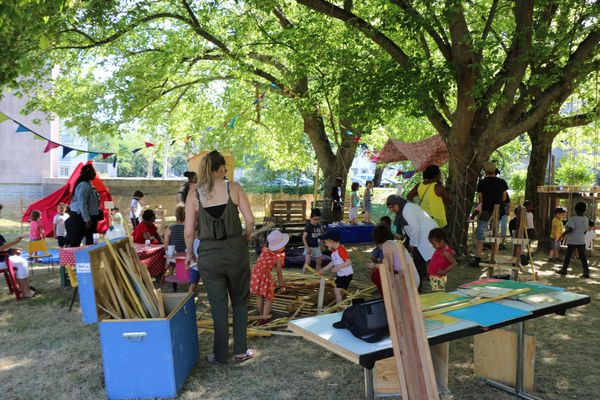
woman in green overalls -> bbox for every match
[184,150,255,364]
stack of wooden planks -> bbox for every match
[94,238,165,319]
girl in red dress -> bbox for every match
[250,230,289,321]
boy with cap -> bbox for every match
[472,161,508,267]
[319,230,353,303]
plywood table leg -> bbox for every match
[431,342,449,393]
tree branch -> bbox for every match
[480,0,499,43]
[57,13,193,50]
[294,0,412,67]
[273,7,294,29]
[554,107,598,130]
[500,29,600,139]
[389,0,451,61]
[483,0,534,132]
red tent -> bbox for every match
[377,135,449,171]
[22,162,112,237]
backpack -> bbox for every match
[332,298,388,343]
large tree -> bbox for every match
[290,0,599,252]
[28,1,401,219]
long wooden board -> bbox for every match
[379,241,439,400]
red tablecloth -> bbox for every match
[59,244,166,277]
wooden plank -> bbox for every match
[156,288,166,318]
[379,240,439,400]
[474,329,535,392]
[99,252,132,319]
[104,239,147,318]
[117,249,159,318]
[119,247,160,315]
[317,277,325,314]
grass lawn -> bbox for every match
[1,238,598,399]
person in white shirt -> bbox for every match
[129,190,144,228]
[53,203,69,247]
[585,220,596,251]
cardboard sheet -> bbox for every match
[445,302,531,327]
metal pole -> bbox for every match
[364,368,375,400]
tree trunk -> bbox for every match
[373,164,384,187]
[525,123,556,204]
[444,137,485,256]
[300,110,358,222]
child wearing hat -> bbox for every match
[319,230,353,303]
[250,230,289,321]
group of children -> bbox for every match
[249,207,461,321]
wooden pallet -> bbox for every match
[269,200,307,223]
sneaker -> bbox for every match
[555,269,567,276]
[582,274,590,279]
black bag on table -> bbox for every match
[333,298,388,343]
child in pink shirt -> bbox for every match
[29,210,45,241]
[427,228,457,291]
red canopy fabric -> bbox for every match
[377,135,449,171]
[22,162,112,237]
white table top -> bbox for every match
[288,290,589,367]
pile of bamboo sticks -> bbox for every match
[95,238,165,319]
[197,268,378,337]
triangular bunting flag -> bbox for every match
[353,136,361,142]
[88,152,100,160]
[74,150,85,158]
[169,139,177,146]
[112,155,118,168]
[33,134,46,141]
[0,112,9,124]
[62,146,74,159]
[345,129,353,136]
[145,141,155,148]
[228,115,238,129]
[403,171,416,179]
[102,153,112,159]
[132,147,143,154]
[16,124,31,133]
[43,141,60,153]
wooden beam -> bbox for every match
[379,241,439,399]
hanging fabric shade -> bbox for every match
[376,135,449,171]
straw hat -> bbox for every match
[482,161,497,174]
[267,230,289,251]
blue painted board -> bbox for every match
[445,302,531,327]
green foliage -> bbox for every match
[508,169,527,201]
[555,156,596,186]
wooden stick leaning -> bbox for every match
[117,248,159,318]
[122,223,162,311]
[104,239,148,318]
[99,252,132,319]
[116,248,159,318]
[98,264,122,318]
[422,288,530,318]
